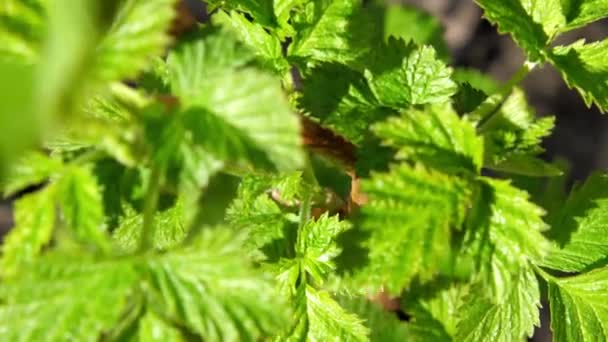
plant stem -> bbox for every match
[139,165,162,252]
[498,60,536,95]
[476,60,537,132]
[298,154,318,230]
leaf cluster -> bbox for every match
[1,0,608,341]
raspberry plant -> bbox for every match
[1,0,608,340]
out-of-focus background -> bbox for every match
[1,1,607,339]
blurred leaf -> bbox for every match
[57,165,111,252]
[143,228,287,341]
[0,255,138,341]
[280,285,369,341]
[383,4,449,60]
[339,295,409,341]
[0,186,56,278]
[2,152,62,197]
[214,10,289,72]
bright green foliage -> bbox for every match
[542,173,608,272]
[471,88,558,176]
[295,213,350,284]
[549,39,608,112]
[463,179,549,300]
[0,256,139,342]
[298,63,390,145]
[374,103,483,173]
[358,164,472,294]
[474,0,551,60]
[403,282,467,340]
[57,165,110,252]
[167,30,303,171]
[340,295,410,341]
[3,0,608,340]
[289,0,378,66]
[0,0,46,63]
[138,312,186,341]
[560,0,608,31]
[286,285,369,341]
[548,267,608,341]
[206,0,276,28]
[94,0,176,83]
[364,39,457,107]
[455,266,541,341]
[475,0,608,111]
[143,228,287,341]
[0,187,56,278]
[113,202,187,253]
[1,152,62,197]
[226,172,304,258]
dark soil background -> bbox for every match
[1,1,606,340]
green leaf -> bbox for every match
[339,295,409,341]
[112,201,187,253]
[488,154,563,177]
[560,0,608,32]
[0,186,56,278]
[373,103,483,174]
[363,38,457,107]
[39,0,175,121]
[548,267,608,341]
[1,152,62,197]
[0,0,46,63]
[298,63,391,145]
[455,266,541,341]
[476,0,608,61]
[57,165,111,252]
[462,179,549,301]
[288,0,380,66]
[296,213,351,284]
[168,31,304,171]
[474,0,553,59]
[93,0,176,83]
[357,163,472,294]
[214,10,289,73]
[282,285,369,341]
[403,281,468,341]
[541,173,608,272]
[470,87,555,173]
[274,0,307,33]
[548,39,608,112]
[0,256,138,342]
[206,0,276,28]
[143,228,287,341]
[137,312,185,342]
[226,177,294,258]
